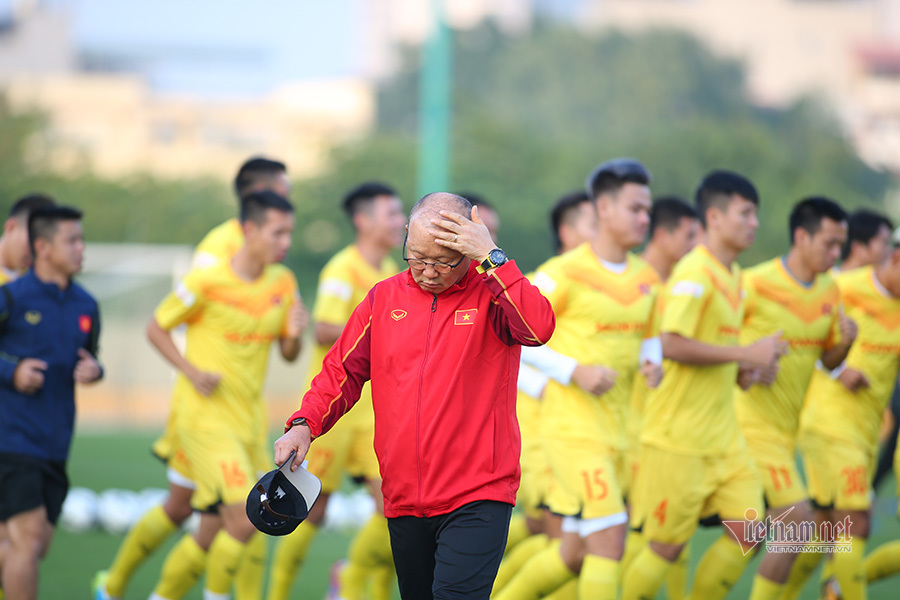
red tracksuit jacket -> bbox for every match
[287,260,555,518]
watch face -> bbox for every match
[489,249,508,265]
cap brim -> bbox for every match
[278,452,322,510]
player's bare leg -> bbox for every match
[2,506,53,600]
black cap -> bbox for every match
[246,451,322,536]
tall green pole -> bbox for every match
[417,0,452,197]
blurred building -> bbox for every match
[0,2,375,180]
[576,0,900,173]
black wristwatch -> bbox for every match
[291,417,308,429]
[480,248,508,271]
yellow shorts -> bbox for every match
[307,411,380,493]
[152,415,195,486]
[179,427,256,511]
[630,443,764,545]
[799,431,875,512]
[743,428,807,508]
[517,393,553,517]
[543,434,627,520]
[154,408,270,486]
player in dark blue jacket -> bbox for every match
[0,205,102,600]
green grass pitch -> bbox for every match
[44,431,900,599]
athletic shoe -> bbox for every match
[821,576,842,600]
[324,559,347,600]
[92,570,116,600]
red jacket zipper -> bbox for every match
[415,293,438,516]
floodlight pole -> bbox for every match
[417,0,452,197]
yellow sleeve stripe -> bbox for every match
[492,270,548,345]
[320,315,373,426]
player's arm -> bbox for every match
[526,268,616,394]
[820,309,858,370]
[638,288,664,388]
[315,322,344,347]
[0,289,48,394]
[519,346,617,397]
[74,306,103,384]
[520,345,577,385]
[148,276,221,396]
[517,363,550,398]
[661,276,786,369]
[662,331,786,369]
[279,292,309,362]
[147,319,221,396]
[311,262,357,348]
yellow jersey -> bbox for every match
[303,245,399,424]
[800,266,900,450]
[193,218,244,268]
[154,261,298,444]
[642,245,744,455]
[532,243,660,449]
[736,258,842,439]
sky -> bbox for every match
[1,0,362,97]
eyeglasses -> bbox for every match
[402,237,464,274]
[585,158,652,195]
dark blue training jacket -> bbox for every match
[0,269,101,462]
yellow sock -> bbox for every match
[821,556,834,582]
[665,539,690,600]
[205,532,246,596]
[621,530,646,577]
[492,534,549,594]
[578,554,619,600]
[544,578,577,600]
[622,546,672,600]
[832,536,866,600]
[106,505,179,597]
[505,513,530,554]
[865,539,900,582]
[266,521,318,600]
[234,532,266,600]
[748,574,784,600]
[780,548,825,600]
[687,535,752,600]
[153,534,207,600]
[492,540,575,600]
[339,514,392,600]
[369,564,395,600]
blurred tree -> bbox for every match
[0,20,893,289]
[371,21,893,269]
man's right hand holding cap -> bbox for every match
[274,416,312,472]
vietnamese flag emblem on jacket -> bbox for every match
[454,308,478,325]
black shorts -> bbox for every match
[0,453,69,525]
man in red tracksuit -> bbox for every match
[275,191,556,599]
